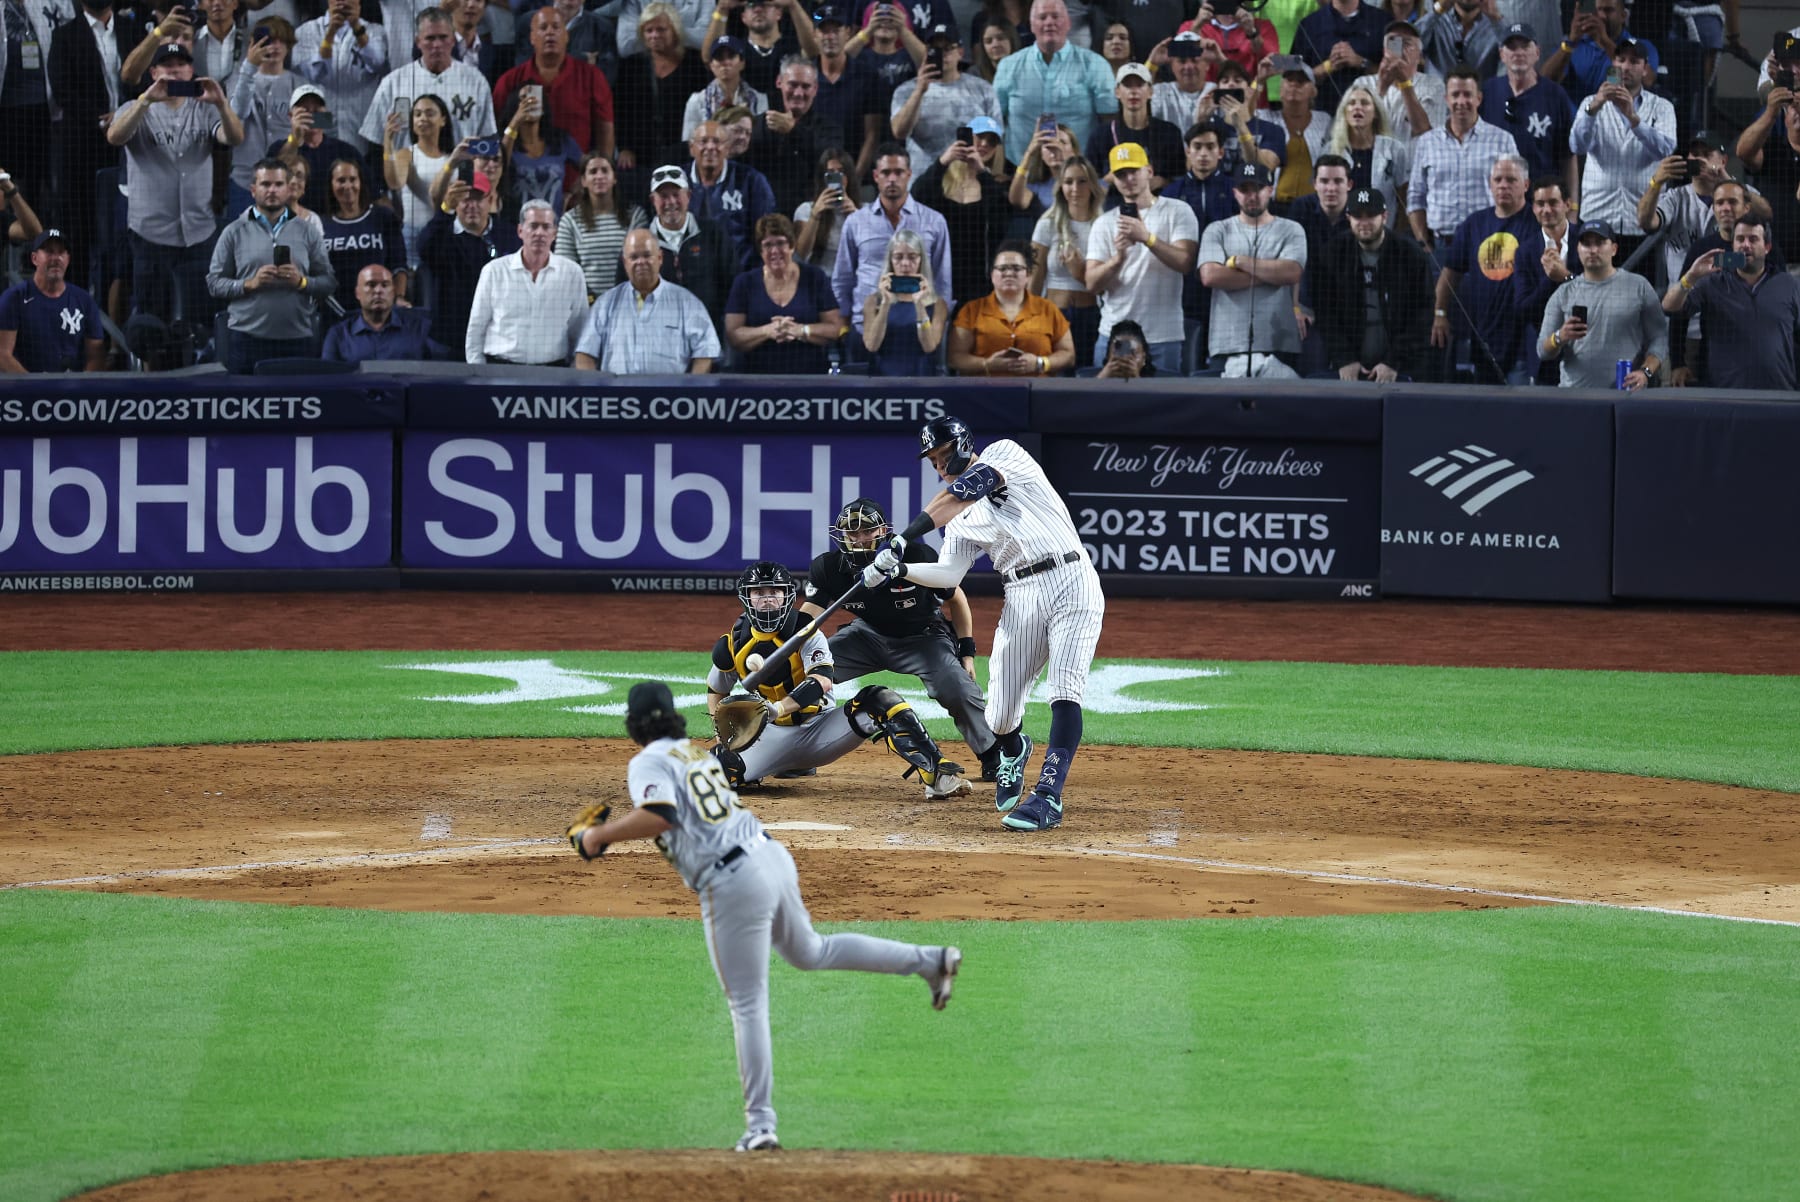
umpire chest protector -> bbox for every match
[808,545,953,638]
[713,614,827,725]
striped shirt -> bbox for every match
[464,252,590,364]
[1569,90,1676,236]
[938,439,1082,578]
[1406,118,1517,240]
[555,205,643,299]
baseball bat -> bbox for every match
[735,513,936,694]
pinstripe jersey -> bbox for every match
[628,736,765,892]
[939,440,1082,576]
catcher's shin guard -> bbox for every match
[847,685,959,786]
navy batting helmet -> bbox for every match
[918,416,975,475]
[736,560,797,633]
[832,497,891,567]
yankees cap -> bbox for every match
[289,84,328,109]
[1577,219,1618,242]
[1346,188,1386,216]
[150,42,192,67]
[626,680,676,723]
[1234,161,1273,188]
[1167,31,1207,58]
[1502,21,1535,45]
[27,228,68,253]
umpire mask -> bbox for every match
[832,497,891,568]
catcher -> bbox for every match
[708,560,972,798]
[567,680,962,1154]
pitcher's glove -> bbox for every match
[566,802,613,860]
[714,693,777,753]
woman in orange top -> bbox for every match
[948,240,1077,377]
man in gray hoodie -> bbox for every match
[206,157,337,372]
[1537,219,1665,390]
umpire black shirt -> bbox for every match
[806,541,954,638]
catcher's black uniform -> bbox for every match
[805,541,1000,776]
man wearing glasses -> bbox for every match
[1480,22,1575,205]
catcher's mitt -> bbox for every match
[713,692,776,753]
[566,802,613,861]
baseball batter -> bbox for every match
[802,498,1001,781]
[708,560,972,798]
[567,680,962,1153]
[864,417,1106,832]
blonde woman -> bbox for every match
[1328,79,1410,223]
[1008,121,1078,215]
[861,229,948,377]
[1030,154,1102,367]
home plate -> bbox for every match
[765,821,852,831]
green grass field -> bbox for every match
[3,649,1798,1202]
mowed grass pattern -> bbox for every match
[2,891,1798,1202]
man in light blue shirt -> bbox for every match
[574,228,721,372]
[992,0,1116,164]
[831,141,952,330]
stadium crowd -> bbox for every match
[0,0,1795,388]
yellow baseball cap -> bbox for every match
[1109,142,1149,172]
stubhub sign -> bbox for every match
[400,432,941,570]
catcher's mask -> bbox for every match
[832,497,891,567]
[737,560,797,634]
[918,415,975,476]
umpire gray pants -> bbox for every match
[829,620,997,761]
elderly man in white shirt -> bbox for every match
[1568,34,1674,272]
[575,227,721,372]
[466,199,590,365]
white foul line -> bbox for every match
[3,840,1795,929]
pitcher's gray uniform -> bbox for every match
[878,418,1106,832]
[598,680,961,1153]
[707,560,972,798]
[803,498,1001,780]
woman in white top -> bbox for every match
[1329,79,1410,225]
[1029,154,1103,368]
[793,146,859,269]
[384,94,456,267]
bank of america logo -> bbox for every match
[1410,445,1534,515]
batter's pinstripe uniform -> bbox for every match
[892,419,1106,831]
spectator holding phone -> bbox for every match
[557,151,645,298]
[107,41,246,324]
[1569,35,1673,271]
[384,94,455,265]
[292,0,389,153]
[279,84,360,212]
[1662,217,1800,391]
[948,238,1073,375]
[832,141,952,330]
[359,10,497,155]
[1029,152,1101,365]
[700,0,822,99]
[1086,141,1198,373]
[1639,134,1769,289]
[1092,316,1153,377]
[1291,0,1386,115]
[1178,0,1278,89]
[1149,32,1221,132]
[418,168,522,351]
[1538,220,1665,389]
[861,227,946,373]
[495,7,617,156]
[1008,120,1076,218]
[121,4,198,91]
[725,212,845,372]
[1196,60,1283,176]
[227,19,299,206]
[913,114,1012,304]
[207,157,336,371]
[1088,62,1185,192]
[1544,0,1659,106]
[1733,61,1800,267]
[498,84,584,212]
[794,147,858,266]
[890,22,1000,178]
[1373,20,1444,140]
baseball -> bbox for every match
[745,654,765,673]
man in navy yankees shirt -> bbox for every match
[0,230,107,373]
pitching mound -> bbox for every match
[66,1148,1435,1202]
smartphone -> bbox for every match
[252,23,272,40]
[165,79,202,97]
[955,125,973,145]
[272,244,291,268]
[1269,53,1305,73]
[1577,0,1595,12]
[1570,304,1589,324]
[1037,113,1057,139]
[1385,34,1404,57]
[522,84,544,110]
[926,45,944,74]
[310,110,337,132]
[824,168,845,191]
[1717,251,1747,270]
[467,135,502,158]
[1776,68,1797,92]
[457,159,476,184]
[1683,157,1706,180]
[1118,201,1139,219]
[1216,87,1245,105]
[1605,66,1621,85]
[891,275,921,294]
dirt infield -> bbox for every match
[9,591,1798,1202]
